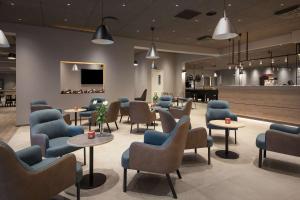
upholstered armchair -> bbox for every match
[129,101,156,133]
[79,97,105,124]
[134,89,147,101]
[155,95,173,110]
[0,141,82,200]
[119,97,130,122]
[30,109,86,163]
[159,109,213,164]
[169,98,193,119]
[206,100,238,144]
[30,99,71,125]
[89,101,120,133]
[121,116,190,198]
[256,123,300,168]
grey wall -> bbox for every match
[0,73,16,90]
[218,66,297,86]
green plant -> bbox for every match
[96,101,108,125]
[153,92,159,103]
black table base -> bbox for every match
[215,150,239,159]
[80,173,107,189]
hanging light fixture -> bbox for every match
[0,29,10,48]
[133,60,138,67]
[260,60,263,65]
[271,58,275,64]
[285,56,288,63]
[212,0,238,40]
[214,72,217,77]
[146,27,160,59]
[8,53,16,60]
[92,0,114,45]
[72,64,79,71]
[248,61,252,66]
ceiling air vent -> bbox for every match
[197,35,212,41]
[274,4,300,19]
[175,9,201,20]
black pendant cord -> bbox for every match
[151,27,154,43]
[101,0,104,24]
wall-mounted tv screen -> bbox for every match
[81,69,103,84]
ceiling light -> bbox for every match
[172,30,176,33]
[64,18,68,22]
[194,19,199,22]
[260,60,263,65]
[228,3,232,7]
[175,4,179,7]
[151,60,157,69]
[122,2,126,7]
[228,66,232,70]
[237,19,242,22]
[133,60,138,67]
[280,3,284,7]
[146,27,159,59]
[72,64,78,71]
[285,56,288,63]
[10,2,15,6]
[92,0,114,45]
[0,29,10,48]
[136,29,140,33]
[152,18,156,23]
[214,72,217,77]
[271,58,275,64]
[8,53,16,60]
[212,0,238,40]
[67,2,71,6]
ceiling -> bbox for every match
[0,0,300,49]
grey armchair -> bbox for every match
[159,109,213,164]
[119,97,130,122]
[134,89,147,101]
[169,98,193,119]
[256,123,300,168]
[155,95,173,110]
[0,141,82,200]
[89,101,120,133]
[30,99,71,125]
[206,100,238,144]
[129,101,156,133]
[30,109,86,164]
[121,116,190,198]
[79,97,105,124]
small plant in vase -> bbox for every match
[96,101,108,134]
[153,92,159,104]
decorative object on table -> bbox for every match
[79,97,105,124]
[152,92,159,103]
[225,117,231,124]
[96,101,108,134]
[88,130,96,139]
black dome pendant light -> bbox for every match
[92,0,116,45]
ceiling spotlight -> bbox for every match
[17,18,22,22]
[228,3,232,7]
[64,18,68,22]
[10,2,15,6]
[248,61,252,66]
[122,2,126,7]
[8,53,16,60]
[175,4,179,7]
[194,19,199,22]
[152,18,156,23]
[280,3,284,7]
[133,60,138,67]
[67,2,71,6]
[228,66,232,70]
[172,30,176,33]
[260,60,263,65]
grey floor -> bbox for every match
[8,103,300,200]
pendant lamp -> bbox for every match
[92,0,114,45]
[72,64,78,71]
[8,53,16,60]
[0,29,10,48]
[146,27,159,59]
[212,0,238,40]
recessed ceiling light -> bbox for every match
[280,3,284,7]
[17,18,22,22]
[136,29,140,33]
[152,18,156,23]
[10,2,15,6]
[122,2,126,7]
[67,2,71,6]
[172,30,176,33]
[228,3,232,7]
[194,19,199,22]
[175,4,179,7]
[156,37,159,40]
[64,18,68,22]
[237,19,242,22]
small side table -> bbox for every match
[209,120,245,159]
[68,132,113,189]
[64,108,86,126]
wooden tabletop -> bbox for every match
[209,120,245,129]
[67,132,114,147]
[64,108,87,113]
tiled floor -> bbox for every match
[7,103,300,200]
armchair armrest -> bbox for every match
[16,145,42,166]
[186,128,208,149]
[144,130,169,145]
[169,107,184,119]
[65,125,84,137]
[270,123,300,134]
[30,133,49,156]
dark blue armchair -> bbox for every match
[0,141,82,200]
[206,100,238,143]
[79,97,105,124]
[30,109,86,162]
[155,95,173,110]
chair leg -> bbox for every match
[115,121,119,129]
[146,124,149,130]
[123,168,127,192]
[235,130,237,144]
[76,183,80,200]
[166,174,177,199]
[209,128,211,136]
[264,149,266,158]
[154,121,156,130]
[119,115,123,123]
[259,148,262,168]
[83,148,86,166]
[176,169,182,179]
[208,147,211,165]
[107,123,111,133]
[194,148,197,154]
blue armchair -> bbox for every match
[0,141,82,200]
[30,109,86,162]
[119,97,130,122]
[206,100,238,144]
[79,97,105,124]
[256,123,300,168]
[155,95,173,110]
[121,116,190,198]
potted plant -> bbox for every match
[153,92,159,104]
[96,101,108,134]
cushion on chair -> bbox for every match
[119,97,129,103]
[270,124,300,134]
[121,148,130,169]
[160,96,172,101]
[79,111,94,117]
[121,102,129,108]
[31,120,68,139]
[207,136,213,147]
[46,137,80,157]
[256,133,266,149]
[158,101,172,108]
[207,100,229,109]
[144,131,169,146]
[30,157,57,171]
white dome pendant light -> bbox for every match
[212,0,238,40]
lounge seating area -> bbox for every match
[1,1,300,200]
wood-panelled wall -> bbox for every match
[219,86,300,125]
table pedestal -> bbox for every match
[215,128,239,159]
[80,146,107,189]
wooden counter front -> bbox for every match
[218,86,300,125]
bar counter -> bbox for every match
[218,86,300,125]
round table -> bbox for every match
[209,120,245,159]
[67,132,113,189]
[64,108,86,126]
